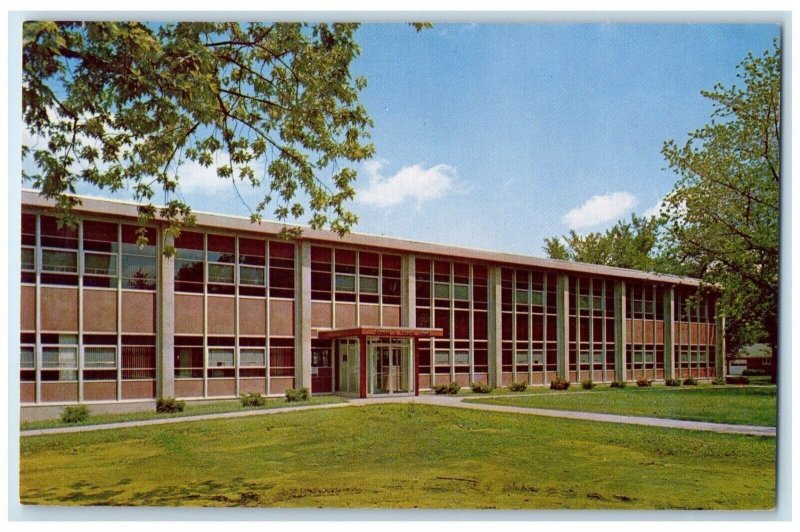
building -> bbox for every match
[18,190,725,420]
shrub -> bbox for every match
[581,379,595,390]
[285,387,310,402]
[432,383,449,394]
[550,377,570,391]
[682,377,698,386]
[726,375,750,385]
[711,377,725,385]
[447,381,461,394]
[156,397,185,413]
[239,391,267,407]
[509,381,528,392]
[469,381,493,394]
[60,405,90,424]
[636,378,652,387]
[610,380,627,389]
[742,368,767,376]
[665,378,681,387]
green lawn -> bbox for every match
[467,386,777,426]
[20,404,775,509]
[20,395,345,431]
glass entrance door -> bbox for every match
[368,339,412,395]
[336,339,360,395]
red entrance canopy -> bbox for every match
[317,326,444,340]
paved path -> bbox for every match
[350,395,777,437]
[21,394,775,438]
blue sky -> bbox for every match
[45,22,780,257]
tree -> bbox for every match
[22,22,427,250]
[543,213,676,273]
[661,41,780,380]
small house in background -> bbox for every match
[728,343,773,375]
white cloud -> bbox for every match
[643,198,666,219]
[357,160,459,208]
[562,191,638,230]
[175,159,237,195]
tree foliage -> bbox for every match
[543,214,673,273]
[22,22,415,250]
[661,41,780,359]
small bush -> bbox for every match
[447,381,461,394]
[742,368,766,376]
[469,381,493,394]
[726,375,750,385]
[711,378,725,385]
[550,377,570,391]
[60,405,90,424]
[581,379,595,390]
[665,378,681,387]
[285,387,310,402]
[509,381,528,392]
[239,391,267,407]
[610,380,627,389]
[636,378,652,387]
[682,377,698,386]
[156,397,185,413]
[431,381,460,394]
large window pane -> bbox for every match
[84,347,117,368]
[240,265,265,286]
[21,346,35,369]
[42,250,77,272]
[42,346,77,368]
[335,274,356,292]
[208,263,234,284]
[84,253,117,276]
[359,276,379,294]
[21,247,35,271]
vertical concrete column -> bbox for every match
[663,286,675,380]
[715,299,726,379]
[614,281,627,382]
[556,274,569,380]
[401,253,416,327]
[157,230,175,399]
[294,241,312,391]
[487,265,503,388]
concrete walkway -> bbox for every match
[350,395,777,437]
[21,394,776,438]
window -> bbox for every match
[239,348,266,377]
[41,342,78,382]
[269,338,295,377]
[175,232,205,293]
[42,249,77,272]
[122,337,156,380]
[174,338,204,378]
[312,349,332,367]
[207,348,235,378]
[84,346,117,380]
[359,276,379,294]
[515,351,529,365]
[453,284,469,301]
[335,274,356,292]
[21,346,35,369]
[121,225,157,290]
[531,351,544,366]
[239,238,266,296]
[515,289,529,305]
[434,350,450,366]
[579,351,591,365]
[207,234,235,294]
[531,291,544,307]
[84,252,117,276]
[21,247,35,271]
[434,282,450,299]
[454,351,470,365]
[269,241,295,298]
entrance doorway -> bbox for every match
[368,339,412,395]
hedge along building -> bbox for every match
[19,190,725,419]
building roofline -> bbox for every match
[21,189,704,288]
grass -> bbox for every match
[467,385,777,427]
[21,395,345,431]
[20,404,775,509]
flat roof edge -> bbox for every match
[21,189,704,288]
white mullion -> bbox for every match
[234,236,240,397]
[542,273,548,384]
[202,232,208,398]
[510,269,516,383]
[449,261,455,382]
[468,263,475,383]
[265,239,271,395]
[34,214,42,403]
[116,223,123,400]
[77,220,84,402]
[527,270,532,385]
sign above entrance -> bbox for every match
[318,326,444,340]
